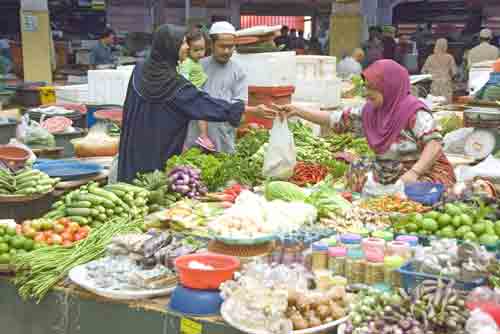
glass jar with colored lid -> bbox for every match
[345,248,365,284]
[328,247,347,276]
[311,242,329,271]
[395,235,419,247]
[340,233,362,246]
[384,255,405,288]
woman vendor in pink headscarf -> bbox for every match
[276,59,456,191]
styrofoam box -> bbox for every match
[233,51,296,87]
[55,84,89,104]
[87,69,133,105]
[294,78,342,109]
[296,55,337,81]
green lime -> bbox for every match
[441,226,455,239]
[23,239,34,251]
[0,243,9,254]
[452,216,462,228]
[445,203,461,217]
[0,227,5,236]
[11,237,24,249]
[6,226,16,236]
[464,231,478,242]
[438,214,452,228]
[461,214,473,226]
[495,221,500,237]
[0,254,10,264]
[472,222,486,235]
[422,218,439,232]
[425,211,440,220]
[456,226,472,239]
[9,248,16,256]
[406,223,418,233]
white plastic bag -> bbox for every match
[362,171,406,198]
[108,154,119,184]
[444,128,474,154]
[466,309,498,334]
[456,155,500,182]
[262,119,296,179]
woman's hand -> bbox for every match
[251,104,281,119]
[400,169,419,184]
[272,104,300,119]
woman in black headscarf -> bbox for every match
[118,25,262,182]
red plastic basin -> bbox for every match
[174,252,240,290]
[0,145,30,169]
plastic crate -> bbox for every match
[397,262,486,292]
[405,182,444,206]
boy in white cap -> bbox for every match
[468,29,499,67]
[184,22,251,154]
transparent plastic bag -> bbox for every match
[362,171,405,198]
[263,120,296,179]
[22,120,55,148]
[466,309,499,334]
[108,154,119,184]
[443,127,474,154]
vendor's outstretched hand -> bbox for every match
[272,104,300,120]
[400,170,419,184]
[253,104,280,119]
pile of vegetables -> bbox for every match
[264,181,308,202]
[394,201,500,245]
[18,217,89,248]
[46,182,149,227]
[167,166,208,199]
[360,195,428,214]
[289,162,329,186]
[325,133,374,157]
[305,182,352,218]
[346,281,470,334]
[14,217,142,302]
[437,114,462,136]
[0,168,59,196]
[133,170,181,212]
[0,225,37,265]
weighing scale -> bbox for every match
[463,107,500,159]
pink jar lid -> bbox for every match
[328,247,347,257]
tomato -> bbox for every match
[62,240,73,247]
[15,225,22,235]
[58,218,71,227]
[61,232,74,242]
[74,233,86,241]
[51,234,63,245]
[34,232,46,243]
[45,238,53,246]
[43,230,53,238]
[68,222,80,234]
[53,224,65,234]
[23,227,37,239]
[79,226,91,235]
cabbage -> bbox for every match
[264,181,307,202]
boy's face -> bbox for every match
[189,38,206,61]
[212,34,235,64]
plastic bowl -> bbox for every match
[0,145,30,169]
[174,252,240,290]
[404,182,444,206]
[169,285,223,316]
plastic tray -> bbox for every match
[404,182,444,206]
[34,159,103,181]
[397,262,486,292]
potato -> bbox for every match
[308,315,322,328]
[316,305,331,320]
[330,303,346,319]
[291,315,309,330]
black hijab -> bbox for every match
[136,24,189,100]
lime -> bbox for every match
[441,226,456,239]
[11,237,24,249]
[422,218,439,232]
[452,216,462,228]
[472,222,486,235]
[480,234,499,245]
[464,231,478,242]
[0,254,10,264]
[41,220,53,231]
[31,220,42,231]
[0,243,8,254]
[0,227,5,236]
[445,203,461,217]
[460,214,473,226]
[438,214,452,228]
[406,223,418,232]
[436,229,445,238]
[495,221,500,237]
[456,226,472,239]
[6,226,16,236]
[3,235,12,245]
[425,211,440,220]
[9,249,16,256]
[23,239,34,251]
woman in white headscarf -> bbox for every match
[422,38,457,103]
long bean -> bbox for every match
[14,217,142,303]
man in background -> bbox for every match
[468,29,499,68]
[274,26,290,50]
[90,28,115,67]
[362,26,383,67]
[337,48,365,78]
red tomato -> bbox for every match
[58,218,71,227]
[45,238,53,246]
[77,227,89,237]
[79,226,91,234]
[61,232,74,242]
[68,222,80,233]
[43,230,53,238]
[34,232,46,243]
[51,234,63,245]
[74,232,86,241]
[16,225,22,235]
[62,240,73,247]
[53,224,65,234]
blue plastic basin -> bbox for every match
[168,285,223,316]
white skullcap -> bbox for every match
[209,21,236,36]
[480,29,492,39]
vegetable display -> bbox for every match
[305,182,352,218]
[0,168,58,196]
[18,218,89,248]
[45,182,149,226]
[0,225,36,265]
[167,166,208,199]
[289,162,329,186]
[14,217,142,302]
[360,195,428,214]
[264,181,308,202]
[133,170,181,212]
[394,201,500,244]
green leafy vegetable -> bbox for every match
[264,181,308,202]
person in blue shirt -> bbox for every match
[90,29,115,67]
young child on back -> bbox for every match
[179,30,214,151]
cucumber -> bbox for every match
[15,169,40,179]
[97,213,107,221]
[67,201,93,209]
[37,178,56,186]
[36,185,53,193]
[67,216,89,225]
[0,179,14,191]
[65,208,94,217]
[16,181,38,190]
[96,206,106,214]
[45,209,65,219]
[75,193,104,205]
[104,187,126,198]
[106,209,114,216]
[89,187,121,204]
[51,201,64,209]
[106,183,145,194]
[114,206,124,213]
[15,187,36,195]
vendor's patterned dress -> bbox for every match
[330,106,456,192]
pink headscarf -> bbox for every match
[361,60,429,154]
